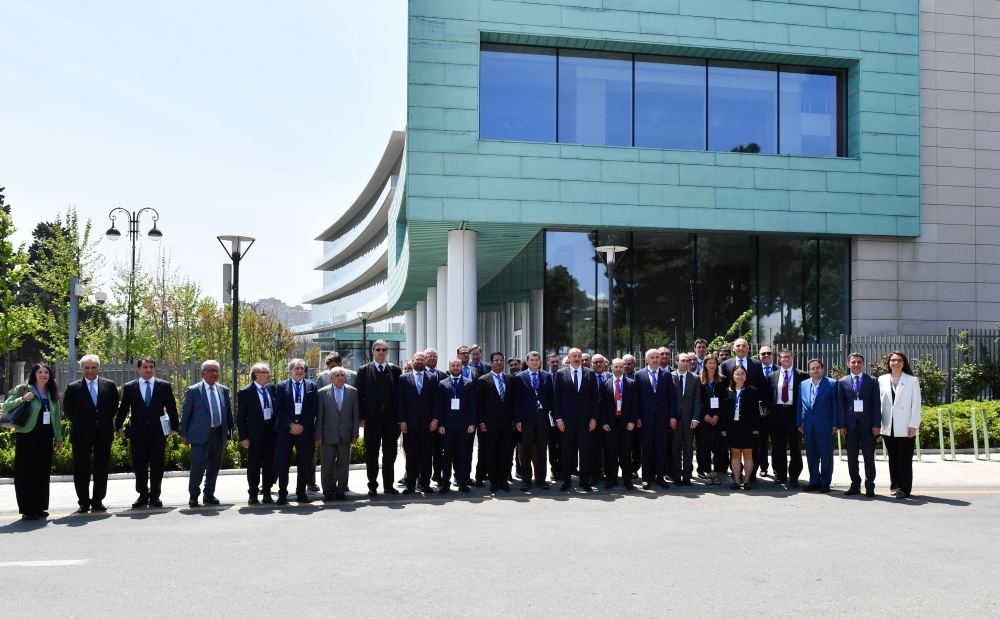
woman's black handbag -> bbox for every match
[1,400,30,429]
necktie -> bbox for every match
[143,380,152,406]
[89,381,98,406]
[416,372,423,395]
[495,373,505,400]
[573,369,579,391]
[810,383,817,408]
[651,370,657,392]
[462,366,470,379]
[531,372,539,391]
[294,381,302,403]
[597,373,605,389]
[681,374,686,397]
[208,385,221,427]
[781,370,789,403]
[854,375,861,396]
[260,386,271,408]
[739,358,745,370]
[615,378,622,400]
[336,388,343,408]
[764,366,772,378]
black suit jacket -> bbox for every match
[552,365,599,427]
[475,372,514,430]
[600,374,637,426]
[722,357,772,408]
[514,369,553,425]
[236,382,277,443]
[768,366,809,410]
[273,379,319,434]
[356,362,403,425]
[396,370,439,426]
[64,377,121,440]
[437,375,476,428]
[722,385,763,433]
[116,377,178,438]
[836,373,882,430]
[634,367,678,423]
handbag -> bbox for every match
[1,400,31,429]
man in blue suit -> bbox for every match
[634,348,678,490]
[180,359,234,507]
[514,351,553,491]
[436,358,476,493]
[797,358,842,493]
[552,348,600,492]
[273,358,319,505]
[397,351,438,494]
[837,353,882,497]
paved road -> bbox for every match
[1,465,997,617]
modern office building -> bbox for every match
[305,0,1000,361]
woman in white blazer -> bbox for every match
[878,351,922,499]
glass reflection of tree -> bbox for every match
[545,265,595,351]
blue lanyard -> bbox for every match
[735,389,742,411]
[33,386,50,411]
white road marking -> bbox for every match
[0,560,89,567]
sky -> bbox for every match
[0,0,407,309]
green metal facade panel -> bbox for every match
[390,0,920,310]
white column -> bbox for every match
[414,300,427,356]
[425,287,437,351]
[403,310,417,361]
[446,229,477,359]
[436,266,448,356]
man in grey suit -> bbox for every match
[671,353,702,486]
[315,367,360,501]
[180,359,234,507]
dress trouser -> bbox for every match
[320,441,351,494]
[189,426,225,499]
[803,427,834,487]
[886,435,915,495]
[432,431,444,482]
[603,416,633,485]
[548,423,562,479]
[363,418,400,490]
[671,418,695,480]
[441,427,471,486]
[276,431,315,495]
[14,422,54,515]
[474,426,489,482]
[402,426,433,489]
[752,413,771,475]
[640,419,669,481]
[245,429,276,497]
[72,428,113,507]
[845,418,877,490]
[560,421,593,485]
[131,429,168,499]
[520,414,549,483]
[481,422,512,486]
[770,405,803,481]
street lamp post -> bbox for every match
[106,207,162,362]
[218,235,256,398]
[596,245,627,357]
[357,311,371,364]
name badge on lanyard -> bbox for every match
[710,397,720,409]
[36,387,51,424]
[294,401,303,415]
[451,398,461,411]
[263,405,273,421]
[854,399,864,412]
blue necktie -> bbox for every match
[143,380,152,406]
[336,388,343,408]
[531,372,539,391]
[89,381,98,406]
[208,385,221,427]
[416,372,423,395]
[495,373,505,400]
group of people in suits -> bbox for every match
[1,342,923,519]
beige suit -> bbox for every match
[316,384,360,495]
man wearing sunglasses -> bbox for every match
[356,339,403,497]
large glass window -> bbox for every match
[544,231,598,353]
[558,51,633,147]
[780,68,841,157]
[635,57,706,150]
[756,237,816,343]
[628,232,694,353]
[708,62,778,154]
[479,45,556,141]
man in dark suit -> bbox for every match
[622,353,641,481]
[424,348,447,484]
[468,345,488,376]
[671,353,702,486]
[721,338,772,481]
[552,348,600,491]
[756,346,778,477]
[397,351,438,493]
[546,352,564,480]
[116,357,178,508]
[237,362,277,505]
[436,358,476,493]
[768,350,808,486]
[273,358,319,505]
[601,357,637,490]
[63,354,120,513]
[475,352,515,493]
[837,353,882,497]
[635,348,678,489]
[180,360,234,507]
[514,352,553,491]
[356,339,403,497]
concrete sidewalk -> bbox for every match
[1,451,997,516]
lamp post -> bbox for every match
[68,279,106,383]
[357,311,371,364]
[218,235,256,396]
[106,207,162,362]
[596,245,627,357]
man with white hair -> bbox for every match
[63,354,121,513]
[274,358,319,505]
[181,360,234,508]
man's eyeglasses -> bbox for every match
[374,347,388,352]
[760,352,773,356]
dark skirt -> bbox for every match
[725,419,755,450]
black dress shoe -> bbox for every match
[459,484,470,493]
[91,502,108,512]
[21,514,41,520]
[76,505,90,514]
[804,484,819,492]
[131,498,149,509]
[276,495,288,505]
[40,511,49,518]
[499,482,511,492]
[474,479,485,488]
[261,494,274,504]
[560,482,571,492]
[521,482,531,491]
[580,484,594,492]
[296,493,312,503]
[248,497,261,505]
[335,492,346,500]
[419,485,434,493]
[536,481,550,489]
[367,489,378,497]
[624,483,637,491]
[655,478,670,489]
[203,495,220,505]
[845,487,861,496]
[149,499,163,508]
[789,479,800,487]
[188,499,200,508]
[642,481,652,490]
[403,487,416,495]
[774,477,787,485]
[308,484,321,493]
[384,487,400,495]
[820,485,831,493]
[866,488,876,497]
[605,482,614,490]
[323,494,334,502]
[439,484,451,494]
[489,484,498,493]
[731,482,741,490]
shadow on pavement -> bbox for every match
[0,517,51,534]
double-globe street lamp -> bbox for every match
[106,207,162,362]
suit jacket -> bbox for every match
[514,369,553,425]
[316,368,357,389]
[315,384,360,444]
[722,385,762,433]
[768,367,809,409]
[63,376,120,440]
[552,365,600,427]
[762,363,779,381]
[672,370,702,424]
[878,373,922,437]
[356,362,403,425]
[475,372,514,430]
[180,381,234,445]
[600,374,637,426]
[273,379,319,435]
[797,377,840,433]
[634,367,678,424]
[722,357,772,408]
[236,382,276,443]
[437,375,476,429]
[699,379,730,422]
[837,373,882,430]
[116,377,178,438]
[396,370,439,427]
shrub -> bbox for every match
[919,400,1000,450]
[351,436,365,464]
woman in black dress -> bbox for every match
[721,366,761,490]
[698,356,729,485]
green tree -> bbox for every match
[0,188,42,389]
